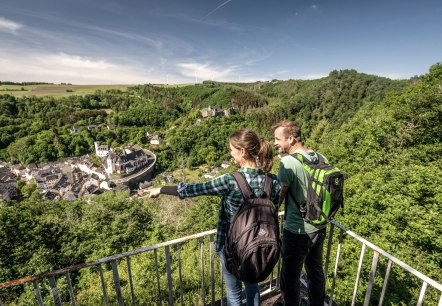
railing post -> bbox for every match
[363,251,379,306]
[416,281,428,306]
[48,276,62,306]
[111,260,124,306]
[98,264,109,306]
[378,259,393,306]
[33,280,44,306]
[126,256,136,306]
[351,243,367,306]
[329,229,343,306]
[65,272,77,306]
[200,237,206,305]
[165,245,174,305]
[177,243,184,306]
[154,249,162,306]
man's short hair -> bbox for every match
[271,120,301,142]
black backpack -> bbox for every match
[223,172,281,283]
[288,153,346,225]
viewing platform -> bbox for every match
[1,213,441,305]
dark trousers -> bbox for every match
[280,228,326,306]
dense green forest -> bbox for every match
[1,64,441,305]
[0,69,409,169]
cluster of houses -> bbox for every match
[0,142,155,201]
[0,158,112,201]
[0,163,19,200]
[200,106,236,118]
[70,124,117,134]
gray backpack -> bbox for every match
[223,172,281,283]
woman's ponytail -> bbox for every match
[258,139,273,173]
[230,129,274,172]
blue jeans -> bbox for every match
[218,249,260,306]
[280,228,326,306]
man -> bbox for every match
[272,120,326,306]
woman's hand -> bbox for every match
[148,187,162,198]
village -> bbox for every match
[0,141,156,201]
[0,106,236,202]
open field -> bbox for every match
[0,84,134,97]
[0,83,197,97]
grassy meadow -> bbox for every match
[0,83,196,97]
[0,84,134,97]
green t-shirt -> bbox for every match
[277,150,327,234]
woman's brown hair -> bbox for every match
[229,128,273,172]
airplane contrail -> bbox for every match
[200,0,233,21]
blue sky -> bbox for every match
[1,0,441,84]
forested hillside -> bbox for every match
[1,64,441,305]
[311,64,442,304]
[0,69,409,170]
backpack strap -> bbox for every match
[294,152,323,166]
[284,152,316,220]
[232,172,253,200]
[232,172,272,200]
[262,173,272,199]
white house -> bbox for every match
[150,135,162,145]
[221,161,230,169]
[94,141,109,157]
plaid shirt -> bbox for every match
[178,167,281,252]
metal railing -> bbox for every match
[1,214,441,305]
[0,227,279,306]
[325,221,442,306]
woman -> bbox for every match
[149,128,281,306]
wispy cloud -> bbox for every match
[1,8,164,50]
[201,0,233,21]
[0,51,160,84]
[233,45,271,66]
[40,53,115,70]
[0,17,23,33]
[177,62,237,81]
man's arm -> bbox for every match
[279,185,289,206]
[277,156,293,218]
